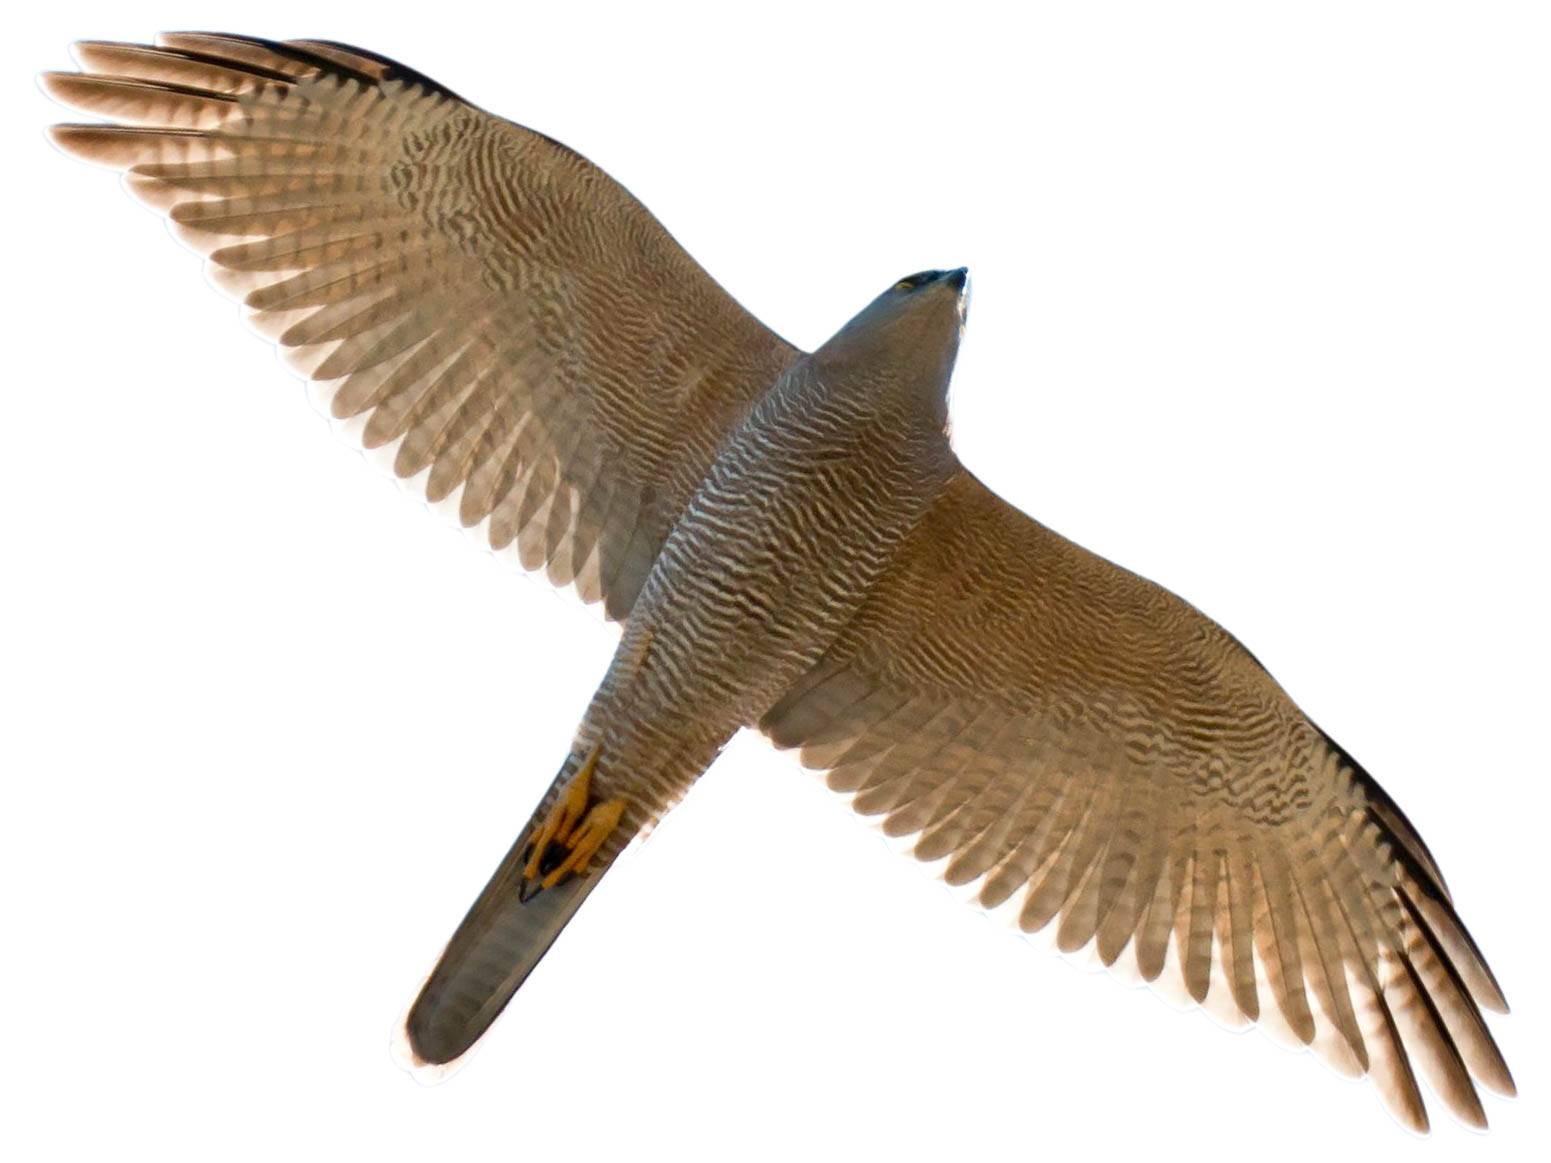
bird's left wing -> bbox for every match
[44,34,799,621]
[761,467,1511,1131]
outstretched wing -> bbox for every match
[44,34,799,620]
[762,468,1512,1131]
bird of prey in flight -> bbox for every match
[43,32,1512,1133]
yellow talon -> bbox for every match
[522,745,598,881]
[520,745,625,896]
[539,798,626,889]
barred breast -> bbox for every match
[581,328,959,817]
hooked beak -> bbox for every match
[948,267,970,326]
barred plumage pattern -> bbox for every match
[45,34,795,623]
[761,472,1512,1128]
[46,32,1512,1131]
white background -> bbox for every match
[6,2,1547,1159]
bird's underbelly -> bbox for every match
[572,356,955,809]
[592,451,943,763]
[616,478,894,731]
[568,469,904,817]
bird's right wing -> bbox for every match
[45,33,800,620]
[762,468,1512,1131]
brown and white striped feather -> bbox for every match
[44,33,799,623]
[46,31,1514,1132]
[762,468,1512,1132]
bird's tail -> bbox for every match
[398,745,634,1072]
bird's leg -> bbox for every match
[518,743,627,900]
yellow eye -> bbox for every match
[893,279,914,292]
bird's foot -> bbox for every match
[519,744,627,900]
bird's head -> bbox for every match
[868,266,970,335]
[814,268,970,416]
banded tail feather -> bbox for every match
[401,747,633,1071]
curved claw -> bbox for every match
[518,744,626,900]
